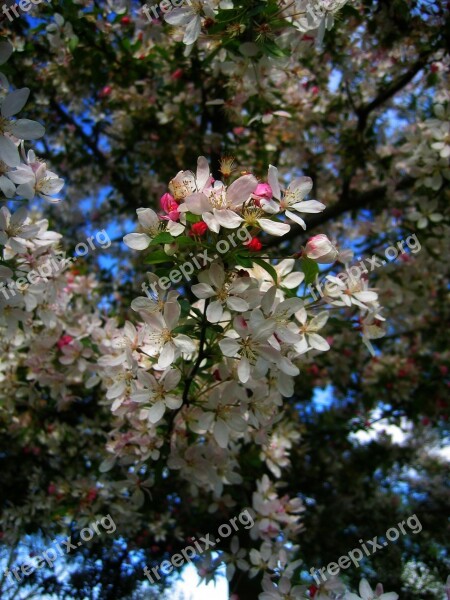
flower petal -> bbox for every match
[1,88,30,118]
[123,233,151,250]
[258,218,290,236]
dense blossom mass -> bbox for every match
[0,1,448,599]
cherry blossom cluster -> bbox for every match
[396,94,450,191]
[158,0,352,47]
[91,155,386,591]
[0,42,64,203]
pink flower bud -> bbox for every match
[254,182,273,199]
[160,193,180,221]
[57,335,73,350]
[305,234,338,264]
[171,68,183,80]
[99,86,112,98]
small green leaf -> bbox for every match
[150,232,175,245]
[301,258,319,285]
[145,251,172,264]
[235,254,253,268]
[186,213,201,223]
[261,40,289,58]
[175,236,198,247]
[252,258,278,284]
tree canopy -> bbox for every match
[0,1,448,599]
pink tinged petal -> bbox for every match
[142,312,165,331]
[9,237,27,253]
[106,381,126,400]
[288,176,313,199]
[253,320,277,341]
[278,328,302,344]
[292,199,326,213]
[0,135,20,167]
[0,175,15,198]
[174,334,196,354]
[159,342,175,368]
[227,174,258,208]
[278,356,299,376]
[38,193,61,203]
[147,401,166,423]
[185,192,211,214]
[213,208,243,229]
[0,265,13,278]
[260,198,279,214]
[283,272,305,288]
[360,579,374,600]
[276,258,295,276]
[165,394,183,410]
[353,291,378,302]
[214,419,229,448]
[261,287,277,313]
[206,300,224,323]
[163,369,181,389]
[326,275,345,287]
[6,167,33,184]
[131,392,151,403]
[267,166,281,200]
[310,311,328,329]
[294,336,309,354]
[230,278,250,293]
[1,88,30,118]
[184,15,201,44]
[379,594,398,600]
[9,119,45,140]
[226,296,249,311]
[196,156,210,190]
[202,211,220,233]
[285,209,306,229]
[342,295,352,306]
[16,183,35,200]
[308,333,330,351]
[164,301,181,329]
[237,358,251,383]
[164,7,193,25]
[167,221,184,236]
[219,338,240,357]
[40,177,64,195]
[192,283,215,299]
[137,207,159,229]
[123,233,151,250]
[278,578,291,594]
[258,218,290,236]
[209,262,225,288]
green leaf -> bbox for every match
[68,36,79,52]
[145,251,172,264]
[235,254,253,268]
[261,40,289,58]
[174,236,198,247]
[150,232,176,245]
[301,257,320,285]
[185,212,201,223]
[252,258,278,284]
